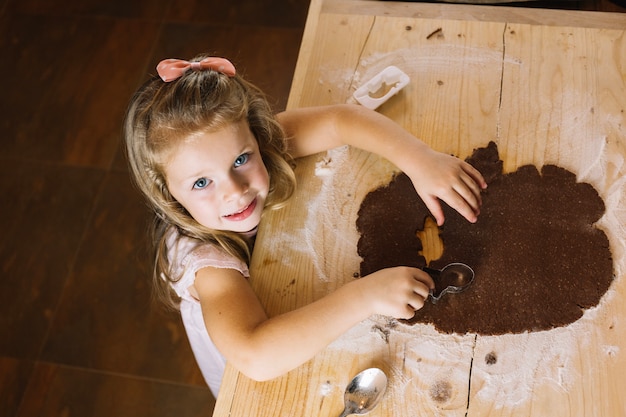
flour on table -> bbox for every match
[302,134,624,411]
[302,43,625,410]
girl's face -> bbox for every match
[164,120,270,233]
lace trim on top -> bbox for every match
[166,230,251,303]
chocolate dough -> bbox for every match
[356,142,614,335]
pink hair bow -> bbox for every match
[156,57,236,82]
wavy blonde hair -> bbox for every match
[124,55,296,310]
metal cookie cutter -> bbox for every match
[421,263,475,304]
[353,66,410,110]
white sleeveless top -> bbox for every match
[166,229,250,397]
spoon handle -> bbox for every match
[337,409,351,417]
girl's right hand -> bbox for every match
[195,264,434,381]
[356,266,435,319]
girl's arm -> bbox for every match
[276,104,487,225]
[194,263,433,381]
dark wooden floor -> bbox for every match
[0,0,624,416]
[0,0,308,416]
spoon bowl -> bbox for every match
[338,368,388,417]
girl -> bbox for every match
[124,55,486,396]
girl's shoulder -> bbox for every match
[166,228,250,300]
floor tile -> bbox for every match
[0,13,160,168]
[164,0,310,28]
[110,139,130,172]
[17,362,214,417]
[151,22,304,112]
[7,0,173,19]
[0,159,105,359]
[0,356,34,417]
[41,172,205,385]
[595,0,626,11]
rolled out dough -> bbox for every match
[356,142,614,335]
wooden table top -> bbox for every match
[213,1,626,415]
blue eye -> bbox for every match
[234,153,249,167]
[193,177,210,189]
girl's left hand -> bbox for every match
[404,148,487,226]
[276,104,487,225]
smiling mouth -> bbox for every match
[223,198,257,221]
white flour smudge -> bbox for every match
[299,46,625,411]
[303,135,624,410]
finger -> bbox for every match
[413,269,435,290]
[462,162,487,189]
[407,293,427,311]
[426,192,474,225]
[438,190,479,224]
[460,171,483,205]
[453,176,482,213]
[422,196,445,226]
[412,283,432,301]
[400,306,418,320]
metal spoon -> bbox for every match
[422,262,475,304]
[338,368,388,417]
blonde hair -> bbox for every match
[124,55,296,310]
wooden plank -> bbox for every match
[214,2,626,416]
[288,13,376,109]
[323,0,626,29]
[290,13,506,153]
[224,11,507,417]
[465,23,626,416]
[287,0,325,110]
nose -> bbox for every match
[221,172,249,202]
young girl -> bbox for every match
[124,55,486,396]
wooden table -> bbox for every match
[213,1,626,415]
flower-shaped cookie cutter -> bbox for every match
[353,66,410,110]
[422,263,475,304]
